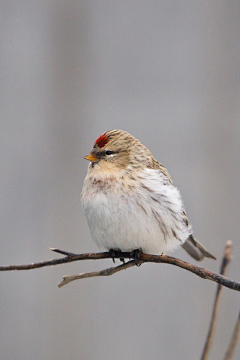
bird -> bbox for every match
[81,129,216,261]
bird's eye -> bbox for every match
[105,150,114,155]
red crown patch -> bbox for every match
[94,133,109,148]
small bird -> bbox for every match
[81,129,216,261]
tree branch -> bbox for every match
[1,247,240,291]
[0,249,112,271]
[201,240,232,360]
[223,311,240,360]
[58,260,139,288]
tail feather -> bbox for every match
[182,235,216,261]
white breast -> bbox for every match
[81,168,191,255]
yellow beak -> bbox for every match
[84,154,98,162]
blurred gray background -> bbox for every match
[1,1,240,359]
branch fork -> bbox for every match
[0,243,239,293]
[0,240,239,359]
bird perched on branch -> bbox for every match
[81,129,216,261]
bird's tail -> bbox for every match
[182,234,216,261]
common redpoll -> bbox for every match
[81,129,216,261]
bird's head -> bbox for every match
[84,129,137,170]
[84,129,172,181]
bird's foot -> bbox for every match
[130,248,142,266]
[109,248,121,263]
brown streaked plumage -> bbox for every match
[81,129,216,261]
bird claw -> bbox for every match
[109,248,142,265]
[130,249,142,266]
[109,248,121,263]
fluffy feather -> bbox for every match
[81,129,216,260]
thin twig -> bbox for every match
[223,311,240,360]
[49,248,76,256]
[0,248,240,291]
[58,260,139,288]
[0,251,112,270]
[201,240,232,360]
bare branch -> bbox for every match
[0,247,240,292]
[0,251,112,271]
[50,248,77,256]
[223,311,240,360]
[58,260,139,288]
[201,240,232,360]
[139,253,240,292]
